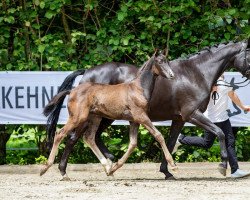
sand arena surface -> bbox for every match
[1,162,250,200]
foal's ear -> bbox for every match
[154,49,159,57]
[162,48,169,57]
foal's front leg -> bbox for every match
[139,115,178,171]
[109,122,139,175]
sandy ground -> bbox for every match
[1,162,250,200]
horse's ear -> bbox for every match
[154,49,159,57]
[247,39,250,48]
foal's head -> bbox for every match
[233,40,250,79]
[153,51,174,79]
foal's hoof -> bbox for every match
[218,163,227,176]
[103,159,113,176]
[40,165,48,176]
[171,164,178,173]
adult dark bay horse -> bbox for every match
[45,41,250,180]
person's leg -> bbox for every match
[179,130,216,148]
[216,119,239,174]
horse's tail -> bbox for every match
[43,90,71,117]
[44,69,85,148]
[44,90,71,147]
[58,69,86,93]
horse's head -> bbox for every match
[233,40,250,79]
[153,50,174,79]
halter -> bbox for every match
[243,48,250,77]
[215,44,250,89]
[212,47,250,105]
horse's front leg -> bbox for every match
[160,120,185,180]
[109,122,139,175]
[188,109,228,176]
[95,118,115,160]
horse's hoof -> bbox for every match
[165,175,176,180]
[60,174,71,181]
[218,163,227,176]
[107,172,114,177]
[40,166,48,176]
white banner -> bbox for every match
[0,71,249,126]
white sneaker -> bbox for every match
[172,134,183,154]
[231,169,250,178]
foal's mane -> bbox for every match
[137,54,156,75]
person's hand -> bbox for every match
[243,105,250,112]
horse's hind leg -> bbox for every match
[188,109,228,176]
[109,122,139,175]
[59,122,88,180]
[83,116,113,175]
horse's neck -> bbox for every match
[197,42,243,87]
[136,69,156,101]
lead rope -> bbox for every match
[211,91,219,105]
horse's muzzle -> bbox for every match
[245,70,250,79]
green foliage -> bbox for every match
[1,0,250,71]
[6,125,47,164]
[1,0,250,164]
[35,155,47,164]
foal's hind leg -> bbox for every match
[40,120,76,176]
[109,122,139,175]
[83,116,113,175]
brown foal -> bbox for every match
[40,53,177,177]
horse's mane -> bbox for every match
[176,41,241,61]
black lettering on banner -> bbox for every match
[15,86,24,108]
[27,86,38,108]
[42,86,54,108]
[2,86,13,108]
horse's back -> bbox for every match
[79,62,138,85]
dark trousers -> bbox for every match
[179,119,239,174]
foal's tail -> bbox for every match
[44,90,71,148]
[44,69,85,148]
